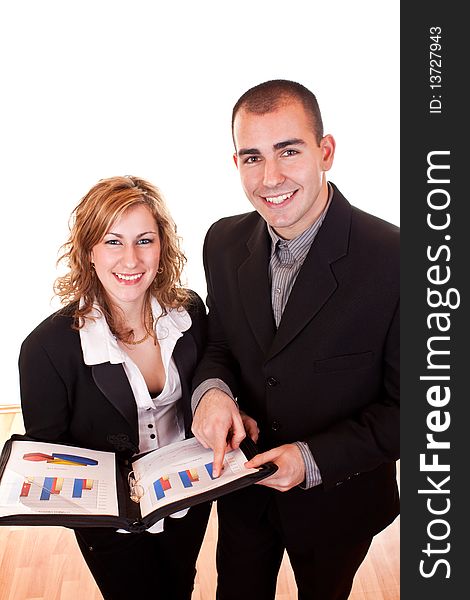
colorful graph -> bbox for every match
[72,478,94,498]
[37,477,65,500]
[20,480,32,497]
[178,468,199,488]
[19,476,96,503]
[205,462,216,480]
[22,452,98,467]
[153,475,171,500]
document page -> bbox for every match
[0,440,118,517]
[132,437,260,518]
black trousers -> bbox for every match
[216,488,372,600]
[75,502,211,600]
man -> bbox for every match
[192,79,399,600]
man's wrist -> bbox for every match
[294,441,322,489]
[191,378,237,414]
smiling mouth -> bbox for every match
[114,273,144,282]
[263,191,296,205]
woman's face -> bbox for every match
[90,205,161,311]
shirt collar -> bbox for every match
[267,182,333,261]
[79,297,191,366]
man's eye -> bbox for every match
[282,149,298,157]
[244,156,260,164]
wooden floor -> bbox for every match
[0,505,399,599]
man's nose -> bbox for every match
[263,159,285,188]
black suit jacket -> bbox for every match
[193,184,399,545]
[20,293,207,459]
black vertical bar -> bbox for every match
[401,3,467,598]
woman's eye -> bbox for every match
[105,239,121,245]
[137,238,153,245]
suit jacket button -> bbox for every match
[271,420,281,431]
[267,377,279,387]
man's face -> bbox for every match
[233,100,335,240]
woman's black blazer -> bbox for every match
[19,292,207,459]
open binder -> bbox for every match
[0,434,276,531]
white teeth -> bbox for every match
[265,191,294,204]
[115,273,143,281]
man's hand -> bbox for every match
[240,410,259,443]
[191,388,245,478]
[245,444,306,492]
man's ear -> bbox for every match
[233,152,239,169]
[320,134,336,171]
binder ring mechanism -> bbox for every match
[128,471,144,503]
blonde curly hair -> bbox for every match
[55,176,190,340]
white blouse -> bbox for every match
[79,297,192,533]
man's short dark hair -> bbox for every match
[231,79,324,146]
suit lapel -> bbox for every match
[173,331,197,436]
[92,363,138,433]
[266,188,352,361]
[237,218,276,355]
[91,329,196,445]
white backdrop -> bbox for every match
[0,1,399,405]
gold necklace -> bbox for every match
[119,305,154,346]
[122,331,151,345]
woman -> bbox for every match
[19,176,211,599]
